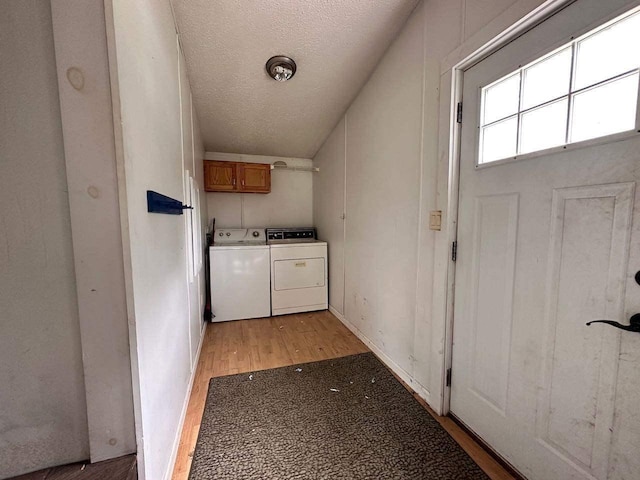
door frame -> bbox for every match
[440,0,577,415]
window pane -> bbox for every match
[480,117,518,164]
[570,73,638,143]
[483,73,521,124]
[522,48,571,109]
[574,11,640,90]
[519,99,568,154]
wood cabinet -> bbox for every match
[204,161,236,191]
[239,163,271,193]
[204,161,271,193]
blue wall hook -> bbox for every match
[147,190,193,215]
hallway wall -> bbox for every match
[109,0,208,479]
[315,2,434,402]
[0,2,89,477]
[313,118,346,315]
[51,0,137,463]
[314,0,548,411]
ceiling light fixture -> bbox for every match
[266,56,297,82]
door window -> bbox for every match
[479,7,640,164]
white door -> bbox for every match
[451,1,640,479]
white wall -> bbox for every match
[315,3,433,401]
[205,153,313,228]
[178,45,207,369]
[108,1,208,479]
[313,118,346,315]
[0,2,89,477]
[193,92,208,327]
[51,0,136,462]
[314,0,547,412]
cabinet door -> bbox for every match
[204,161,236,192]
[239,163,271,193]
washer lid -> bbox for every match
[210,243,269,250]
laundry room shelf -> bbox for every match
[146,190,192,215]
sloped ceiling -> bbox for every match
[172,0,420,158]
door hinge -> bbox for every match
[456,102,463,124]
[446,368,452,387]
[452,241,457,262]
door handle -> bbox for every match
[586,313,640,332]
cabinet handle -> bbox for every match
[242,179,245,187]
[232,178,236,186]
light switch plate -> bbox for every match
[429,210,442,231]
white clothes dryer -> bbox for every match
[267,228,328,316]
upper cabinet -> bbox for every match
[204,160,271,194]
[239,163,271,193]
[204,161,236,191]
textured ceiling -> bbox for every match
[172,0,420,158]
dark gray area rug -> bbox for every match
[189,353,489,479]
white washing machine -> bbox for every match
[210,228,271,322]
[267,228,328,316]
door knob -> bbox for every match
[586,314,640,332]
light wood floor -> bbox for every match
[171,310,515,480]
[11,455,136,480]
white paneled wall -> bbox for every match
[313,118,346,315]
[52,0,137,464]
[315,3,432,401]
[0,3,90,477]
[206,153,313,228]
[314,0,548,413]
[109,1,208,479]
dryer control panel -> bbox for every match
[266,227,316,243]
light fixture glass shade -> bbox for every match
[273,65,293,82]
[266,56,297,82]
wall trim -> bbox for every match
[103,0,146,474]
[442,0,577,73]
[51,0,137,462]
[204,151,312,164]
[163,322,208,480]
[328,306,431,403]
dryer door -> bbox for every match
[270,244,328,315]
[274,257,325,291]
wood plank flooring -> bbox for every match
[171,310,515,480]
[10,454,136,480]
[172,310,368,480]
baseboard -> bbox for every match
[162,322,208,480]
[328,306,431,405]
